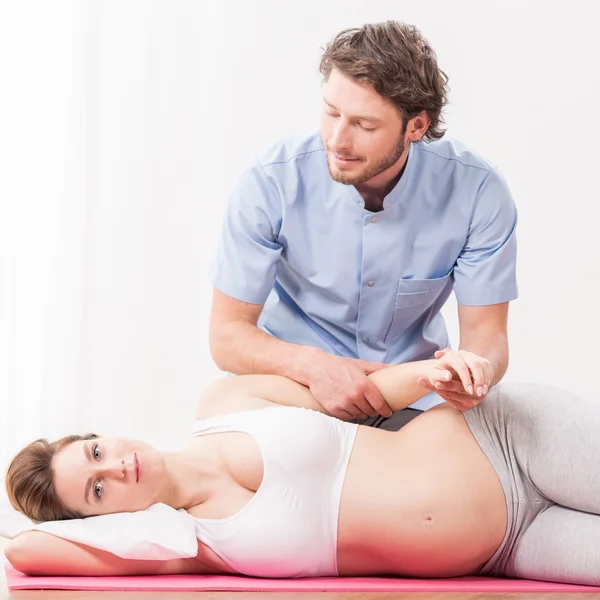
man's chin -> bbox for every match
[327,164,366,185]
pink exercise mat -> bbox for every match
[6,565,600,592]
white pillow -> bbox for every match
[0,502,198,560]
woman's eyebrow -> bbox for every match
[84,477,92,505]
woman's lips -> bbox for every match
[134,453,140,482]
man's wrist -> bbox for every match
[458,346,503,385]
[289,345,324,387]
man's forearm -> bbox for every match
[210,320,320,386]
[459,332,509,387]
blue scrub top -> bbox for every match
[210,131,518,410]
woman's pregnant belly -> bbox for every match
[337,404,508,577]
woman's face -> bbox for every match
[53,436,167,517]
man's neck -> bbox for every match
[355,150,409,212]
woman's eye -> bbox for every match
[94,481,103,499]
[93,445,102,460]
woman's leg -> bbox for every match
[510,504,600,586]
[497,382,600,513]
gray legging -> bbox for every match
[464,381,600,586]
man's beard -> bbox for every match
[327,135,406,186]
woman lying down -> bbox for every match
[4,351,600,586]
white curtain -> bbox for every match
[0,2,90,505]
[0,0,228,505]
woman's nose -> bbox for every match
[101,460,126,479]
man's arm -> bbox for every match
[457,303,509,389]
[418,302,509,409]
[209,289,392,420]
[209,289,316,382]
[208,158,392,420]
[420,165,517,410]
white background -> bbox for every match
[1,0,599,502]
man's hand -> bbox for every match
[303,352,393,420]
[417,348,494,410]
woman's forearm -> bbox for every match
[4,532,204,577]
[366,360,437,412]
[199,359,440,419]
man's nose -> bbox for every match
[329,119,351,149]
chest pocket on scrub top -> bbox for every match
[384,273,452,344]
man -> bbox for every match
[208,21,517,430]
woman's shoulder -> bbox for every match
[196,393,278,422]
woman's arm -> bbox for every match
[367,359,440,410]
[197,359,440,419]
[4,531,214,577]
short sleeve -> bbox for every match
[453,168,518,306]
[209,162,283,304]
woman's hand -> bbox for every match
[417,348,494,410]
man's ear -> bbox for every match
[406,111,431,142]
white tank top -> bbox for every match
[190,406,358,578]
